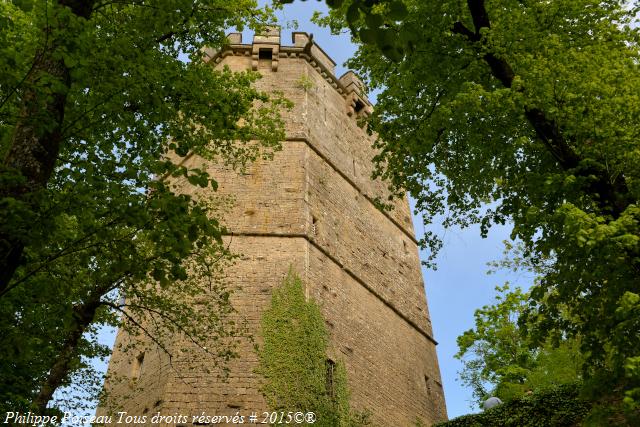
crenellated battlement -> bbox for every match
[202,27,373,120]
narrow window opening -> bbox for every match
[326,359,336,400]
[424,375,431,395]
[311,215,318,236]
[403,240,408,254]
[258,48,273,60]
[354,99,365,113]
[258,48,273,70]
[132,352,145,380]
[352,159,356,176]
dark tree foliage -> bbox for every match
[434,383,589,427]
[0,0,287,415]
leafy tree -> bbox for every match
[257,270,367,426]
[308,0,640,415]
[0,0,288,416]
[456,283,582,406]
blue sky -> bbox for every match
[89,1,531,422]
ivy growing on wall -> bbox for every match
[256,269,368,426]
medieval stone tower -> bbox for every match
[99,28,446,426]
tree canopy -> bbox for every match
[456,283,582,406]
[1,0,286,415]
[311,0,640,418]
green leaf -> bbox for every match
[365,13,383,29]
[346,3,360,26]
[359,28,377,44]
[387,1,408,21]
[62,52,77,68]
[374,28,395,49]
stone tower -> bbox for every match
[99,28,447,426]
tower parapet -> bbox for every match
[203,27,373,119]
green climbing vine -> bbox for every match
[257,269,368,426]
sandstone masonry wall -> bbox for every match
[99,28,446,427]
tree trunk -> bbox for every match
[32,292,104,412]
[0,0,95,292]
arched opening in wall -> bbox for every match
[403,240,408,254]
[132,352,145,380]
[354,99,365,114]
[311,215,318,237]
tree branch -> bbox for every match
[467,0,491,33]
[452,21,478,41]
[32,277,116,412]
[154,2,198,44]
[104,301,173,359]
[451,0,631,216]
